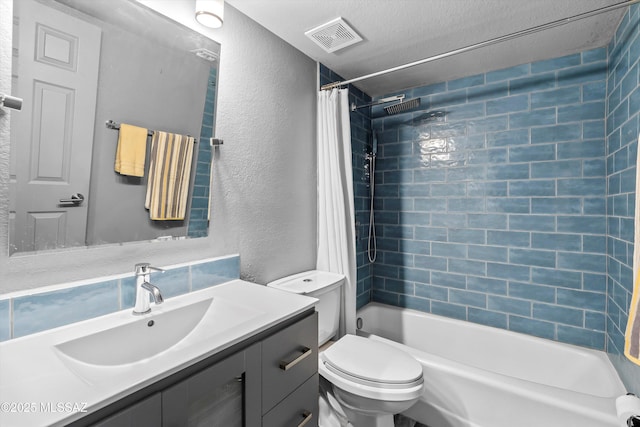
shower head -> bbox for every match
[384,97,420,115]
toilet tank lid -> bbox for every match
[267,270,345,295]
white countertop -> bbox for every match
[0,280,317,426]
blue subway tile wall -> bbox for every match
[607,4,640,362]
[0,255,239,341]
[370,48,609,350]
[320,65,373,310]
[188,67,217,238]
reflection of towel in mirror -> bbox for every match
[145,131,195,220]
[114,123,148,177]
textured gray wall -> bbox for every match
[0,2,317,293]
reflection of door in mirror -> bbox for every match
[8,0,219,255]
[10,0,100,254]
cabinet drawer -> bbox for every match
[262,312,318,412]
[262,374,319,427]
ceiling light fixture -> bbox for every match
[195,0,224,29]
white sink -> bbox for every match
[55,298,213,366]
[51,292,268,385]
[0,279,318,427]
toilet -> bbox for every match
[268,270,423,427]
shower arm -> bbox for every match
[321,0,640,91]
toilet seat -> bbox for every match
[319,335,424,402]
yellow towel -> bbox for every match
[145,131,195,220]
[114,123,148,177]
[625,134,640,365]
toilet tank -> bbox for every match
[267,270,345,345]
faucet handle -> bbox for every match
[134,263,165,275]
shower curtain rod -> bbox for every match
[321,0,640,91]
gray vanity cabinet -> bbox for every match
[77,310,318,427]
[90,394,161,427]
[262,374,318,427]
[261,313,319,427]
[163,342,261,426]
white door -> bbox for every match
[11,0,101,253]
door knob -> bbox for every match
[59,193,84,206]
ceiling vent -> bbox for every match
[305,17,363,53]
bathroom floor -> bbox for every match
[394,414,428,427]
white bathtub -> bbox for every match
[356,303,626,427]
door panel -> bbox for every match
[11,0,101,253]
[30,82,73,182]
[27,212,66,251]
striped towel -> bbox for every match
[145,131,195,220]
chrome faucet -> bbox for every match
[133,263,165,315]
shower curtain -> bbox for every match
[316,88,357,336]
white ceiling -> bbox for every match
[225,0,628,97]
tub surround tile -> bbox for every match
[365,47,615,352]
[532,303,584,327]
[488,296,532,317]
[557,325,605,350]
[508,282,555,303]
[431,300,467,320]
[530,87,581,109]
[508,315,555,340]
[399,295,431,313]
[337,20,639,383]
[468,308,508,329]
[372,289,400,306]
[486,64,530,83]
[585,311,606,331]
[466,276,507,295]
[607,5,640,383]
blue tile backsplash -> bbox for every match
[13,281,120,338]
[0,255,239,341]
[0,300,10,342]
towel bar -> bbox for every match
[105,120,198,143]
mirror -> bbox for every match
[9,0,219,255]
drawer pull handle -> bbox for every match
[279,347,312,371]
[296,410,313,427]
